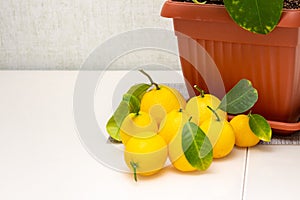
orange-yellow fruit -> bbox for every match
[230,114,260,147]
[140,85,186,126]
[124,134,168,177]
[158,109,190,144]
[200,119,235,159]
[120,111,158,145]
[186,94,227,126]
[165,111,197,172]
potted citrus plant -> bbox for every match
[161,0,300,134]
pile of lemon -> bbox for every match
[106,70,271,181]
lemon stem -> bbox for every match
[139,69,160,90]
[207,105,220,121]
[194,85,205,97]
[130,161,138,182]
[188,116,193,122]
[179,108,183,112]
[247,110,253,117]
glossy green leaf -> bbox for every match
[122,93,140,113]
[218,79,258,114]
[126,83,151,100]
[224,0,283,34]
[249,114,272,142]
[182,121,213,171]
[106,83,151,141]
[106,101,131,141]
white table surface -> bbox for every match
[0,71,299,200]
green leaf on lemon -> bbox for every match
[106,83,151,141]
[122,93,140,113]
[218,79,258,114]
[106,101,131,141]
[126,83,151,100]
[224,0,283,34]
[182,121,213,171]
[249,114,272,142]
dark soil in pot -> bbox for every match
[173,0,300,9]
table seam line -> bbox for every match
[241,147,249,200]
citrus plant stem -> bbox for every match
[130,161,138,182]
[194,85,205,97]
[139,69,160,90]
[207,105,220,121]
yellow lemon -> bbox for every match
[200,119,235,159]
[124,134,168,181]
[168,128,197,172]
[120,111,158,145]
[186,92,227,126]
[158,108,190,144]
[171,153,197,172]
[140,85,186,125]
[230,114,260,147]
[162,110,196,172]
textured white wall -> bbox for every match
[0,0,178,70]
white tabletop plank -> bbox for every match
[0,71,246,200]
[244,145,300,200]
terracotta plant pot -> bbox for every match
[161,0,300,134]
